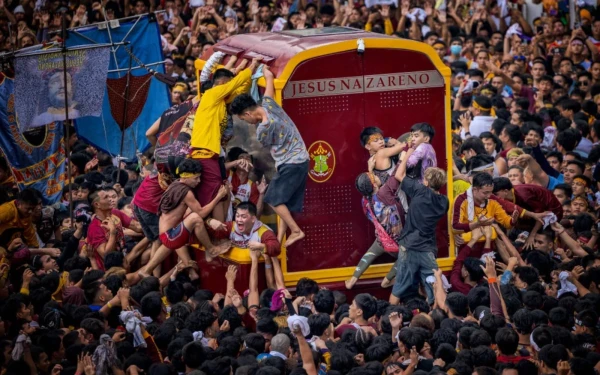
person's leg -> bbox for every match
[346,241,385,289]
[418,251,439,305]
[271,204,304,247]
[140,243,171,277]
[150,240,161,277]
[389,248,417,305]
[174,246,199,280]
[382,252,399,288]
[277,219,287,245]
[187,213,231,262]
[265,162,307,247]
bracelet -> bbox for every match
[488,277,497,283]
[558,231,565,235]
[107,302,113,309]
[206,218,213,226]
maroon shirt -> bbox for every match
[132,175,164,214]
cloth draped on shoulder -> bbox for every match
[159,181,192,214]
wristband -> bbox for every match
[488,277,497,283]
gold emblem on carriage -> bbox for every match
[308,141,335,183]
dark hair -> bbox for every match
[495,327,519,355]
[359,127,384,147]
[80,318,105,340]
[213,68,234,82]
[460,137,487,155]
[512,309,535,334]
[230,94,259,116]
[514,266,539,287]
[472,173,494,189]
[411,122,435,141]
[446,293,469,317]
[244,333,266,353]
[354,293,377,320]
[398,327,427,352]
[492,177,512,193]
[236,202,258,216]
[18,188,41,206]
[471,346,497,368]
[502,125,522,144]
[539,344,569,370]
[467,286,489,312]
[314,290,335,315]
[296,278,319,298]
[182,341,206,370]
[176,159,202,176]
[557,128,580,152]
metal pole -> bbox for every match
[61,12,74,227]
[119,53,132,166]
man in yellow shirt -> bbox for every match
[190,57,261,221]
[0,188,41,249]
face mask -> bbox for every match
[450,45,462,55]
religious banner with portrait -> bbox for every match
[0,73,67,204]
[14,45,110,131]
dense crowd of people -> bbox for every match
[2,1,600,375]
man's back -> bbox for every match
[398,178,448,253]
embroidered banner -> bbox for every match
[14,46,110,130]
[0,74,66,204]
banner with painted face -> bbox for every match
[14,45,110,131]
[0,74,67,204]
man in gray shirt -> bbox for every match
[231,66,309,248]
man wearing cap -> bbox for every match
[461,96,496,139]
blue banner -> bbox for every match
[0,74,66,204]
[66,15,171,159]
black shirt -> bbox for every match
[398,177,449,253]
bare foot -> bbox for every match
[381,277,395,288]
[137,268,150,279]
[206,241,232,262]
[345,277,358,290]
[285,231,305,247]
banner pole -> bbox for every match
[119,52,133,168]
[61,11,74,227]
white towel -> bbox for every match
[120,311,147,348]
[426,274,452,292]
[466,187,476,221]
[558,271,578,297]
[506,24,522,38]
[200,51,226,84]
[480,252,495,263]
[287,315,310,337]
[542,213,557,229]
[193,331,211,347]
[11,334,31,361]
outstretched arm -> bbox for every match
[394,147,415,183]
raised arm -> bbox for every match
[395,147,415,182]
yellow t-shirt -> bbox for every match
[191,68,252,158]
[0,200,39,248]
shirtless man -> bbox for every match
[139,159,231,276]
